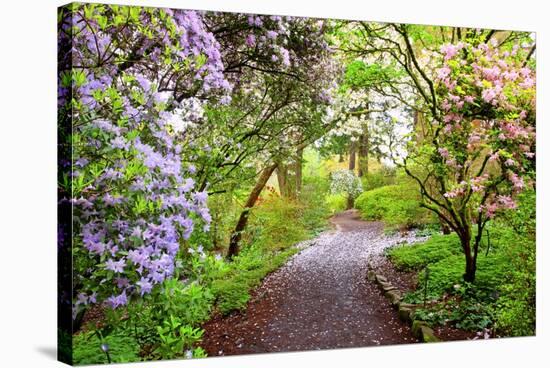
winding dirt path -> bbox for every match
[201,210,418,356]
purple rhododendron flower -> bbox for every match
[105,258,126,273]
[136,277,153,296]
[246,34,256,47]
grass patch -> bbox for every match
[387,233,462,271]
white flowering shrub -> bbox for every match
[330,169,363,199]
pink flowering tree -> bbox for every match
[344,23,535,282]
[403,36,536,282]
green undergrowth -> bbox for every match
[210,176,330,315]
[354,182,435,229]
[386,191,535,335]
[210,245,298,315]
[73,330,141,365]
[325,193,347,214]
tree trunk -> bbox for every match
[227,163,278,259]
[349,141,356,172]
[276,162,288,197]
[414,110,427,143]
[294,147,303,197]
[439,215,451,234]
[338,153,344,162]
[346,194,354,210]
[460,229,476,282]
[358,125,369,177]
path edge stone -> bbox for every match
[367,269,440,343]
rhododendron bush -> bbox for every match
[407,37,536,281]
[58,4,229,317]
[330,169,363,208]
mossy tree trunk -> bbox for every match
[227,163,278,259]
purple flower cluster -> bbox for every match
[60,5,221,314]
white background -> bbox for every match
[0,0,547,367]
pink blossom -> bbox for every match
[482,66,500,81]
[519,78,535,89]
[509,172,524,190]
[437,66,451,80]
[497,60,508,69]
[440,44,460,60]
[438,147,450,158]
[519,110,527,119]
[520,67,531,77]
[504,158,516,167]
[444,79,457,91]
[503,71,519,81]
[497,195,517,210]
[481,88,497,103]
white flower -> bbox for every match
[166,109,190,133]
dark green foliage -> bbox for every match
[389,229,509,293]
[420,253,507,297]
[354,182,435,229]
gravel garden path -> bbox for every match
[202,210,424,356]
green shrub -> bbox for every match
[414,253,508,299]
[392,192,535,335]
[248,193,308,251]
[361,167,396,191]
[388,233,462,271]
[354,182,434,229]
[325,193,347,214]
